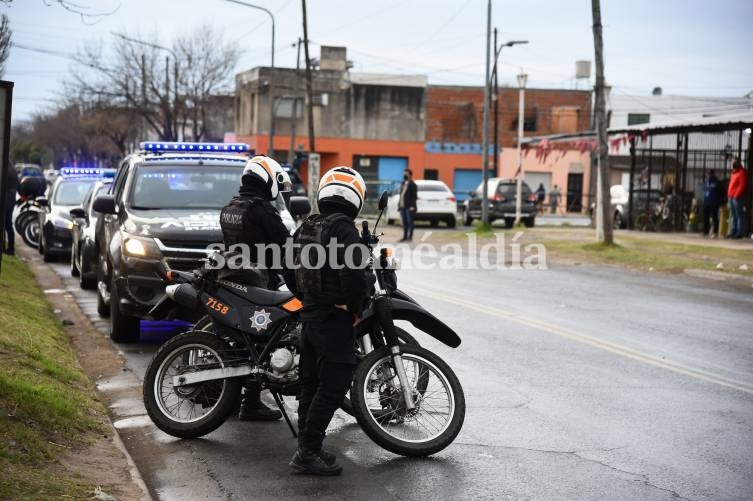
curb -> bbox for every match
[15,245,154,501]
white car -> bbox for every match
[386,180,457,228]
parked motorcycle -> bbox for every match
[13,196,43,249]
[142,191,465,456]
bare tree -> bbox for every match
[175,26,240,142]
[591,0,613,244]
[0,14,11,78]
[68,25,239,142]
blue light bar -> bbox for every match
[60,167,104,177]
[140,141,250,153]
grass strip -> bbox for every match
[0,256,105,500]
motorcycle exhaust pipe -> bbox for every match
[165,283,199,309]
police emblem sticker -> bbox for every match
[251,309,272,331]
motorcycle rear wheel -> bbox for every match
[143,331,241,438]
[351,344,465,457]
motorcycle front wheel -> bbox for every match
[143,331,242,438]
[351,344,465,457]
[341,326,419,416]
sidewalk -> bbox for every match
[618,229,753,251]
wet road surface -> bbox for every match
[45,246,753,500]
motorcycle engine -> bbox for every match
[264,323,301,381]
[270,348,296,373]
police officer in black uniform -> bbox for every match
[220,155,291,421]
[287,166,372,476]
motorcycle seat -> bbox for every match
[245,286,294,306]
[218,267,268,288]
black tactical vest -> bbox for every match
[220,197,259,247]
[293,212,352,304]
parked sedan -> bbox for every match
[70,180,112,289]
[386,180,457,228]
[463,178,537,228]
[589,185,663,229]
[37,172,100,262]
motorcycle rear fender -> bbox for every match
[358,297,461,348]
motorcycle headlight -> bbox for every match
[52,216,74,230]
[123,234,160,257]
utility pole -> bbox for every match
[591,0,613,244]
[514,71,527,224]
[302,0,315,154]
[288,37,302,166]
[492,28,499,177]
[480,0,492,226]
[302,0,319,205]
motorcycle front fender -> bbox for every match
[357,297,461,348]
[390,288,418,304]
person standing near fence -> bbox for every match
[398,168,417,242]
[702,170,721,238]
[549,185,561,214]
[726,159,748,239]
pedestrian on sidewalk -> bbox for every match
[3,165,17,255]
[726,159,748,239]
[398,168,417,242]
[549,185,561,215]
[535,183,546,214]
[702,170,721,237]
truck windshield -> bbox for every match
[129,164,243,209]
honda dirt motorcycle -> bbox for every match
[142,191,465,456]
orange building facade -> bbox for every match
[232,47,593,209]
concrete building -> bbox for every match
[232,45,593,204]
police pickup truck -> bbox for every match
[93,142,304,342]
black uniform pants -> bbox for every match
[297,308,357,452]
[703,201,719,235]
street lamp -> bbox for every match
[225,0,276,156]
[481,29,528,226]
[514,71,528,225]
[112,32,180,140]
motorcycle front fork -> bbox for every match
[360,333,415,411]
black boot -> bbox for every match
[289,448,342,476]
[317,447,337,466]
[238,393,282,421]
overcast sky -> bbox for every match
[5,0,753,123]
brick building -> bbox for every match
[232,45,593,207]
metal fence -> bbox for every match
[624,128,751,232]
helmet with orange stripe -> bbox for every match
[317,166,366,216]
[242,155,286,200]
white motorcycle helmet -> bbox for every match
[242,155,287,200]
[317,166,366,216]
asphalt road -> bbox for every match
[45,244,753,501]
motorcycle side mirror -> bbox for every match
[288,196,311,217]
[36,197,48,207]
[378,191,389,211]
